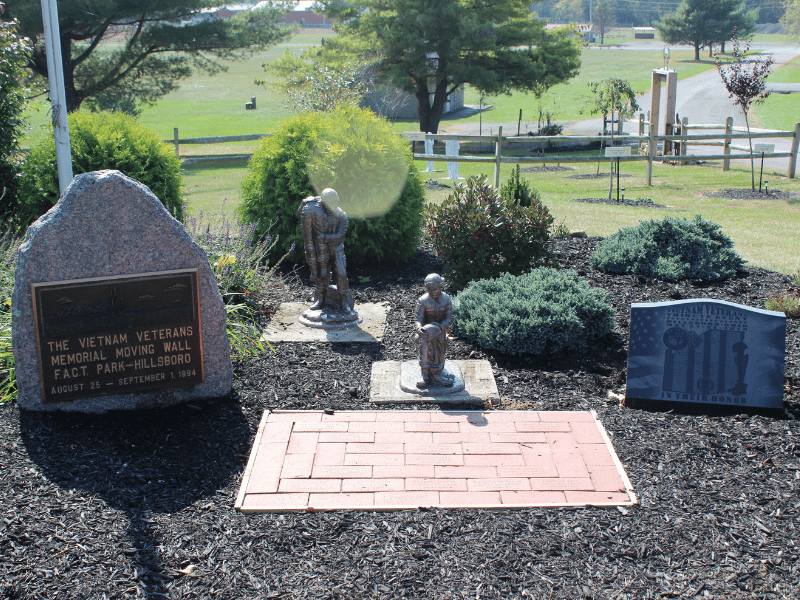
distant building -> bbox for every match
[277,0,332,27]
[633,27,656,39]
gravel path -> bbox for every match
[1,238,798,599]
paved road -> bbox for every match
[569,42,800,173]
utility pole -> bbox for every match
[40,0,72,195]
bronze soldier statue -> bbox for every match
[415,274,455,388]
[297,188,354,314]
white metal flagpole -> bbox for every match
[39,0,72,195]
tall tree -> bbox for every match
[783,0,800,38]
[656,0,756,60]
[4,0,294,113]
[316,0,581,133]
[593,0,616,45]
[0,1,30,219]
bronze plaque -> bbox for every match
[32,269,204,404]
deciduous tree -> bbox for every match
[715,32,773,190]
[783,0,800,39]
[656,0,756,60]
[315,0,581,133]
[586,78,639,201]
[4,0,294,113]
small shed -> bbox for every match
[633,27,656,39]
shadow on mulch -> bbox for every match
[704,189,798,201]
[19,396,249,598]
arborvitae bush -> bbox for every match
[589,215,744,281]
[424,175,554,289]
[16,112,183,230]
[239,105,424,266]
[452,268,616,355]
[500,164,541,207]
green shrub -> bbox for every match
[452,268,616,355]
[765,293,800,318]
[424,175,554,289]
[589,215,744,281]
[0,230,20,402]
[500,164,541,207]
[185,207,290,360]
[239,105,424,266]
[16,112,183,230]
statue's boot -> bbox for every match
[416,367,432,389]
[309,289,325,310]
[340,290,355,314]
[430,367,454,387]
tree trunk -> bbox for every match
[61,35,84,113]
[744,111,755,190]
[694,44,700,60]
[415,77,449,134]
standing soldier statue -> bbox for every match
[297,189,359,328]
[415,274,456,388]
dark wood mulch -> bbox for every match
[566,172,631,180]
[2,238,799,599]
[704,189,798,200]
[573,197,668,208]
[520,166,574,173]
[424,180,452,191]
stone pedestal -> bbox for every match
[398,360,465,395]
[298,284,361,329]
[370,360,499,405]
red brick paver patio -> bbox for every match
[235,410,637,512]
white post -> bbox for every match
[40,0,72,195]
[444,139,460,180]
[423,137,434,172]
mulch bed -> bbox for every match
[2,237,799,599]
[567,172,631,180]
[574,197,668,208]
[520,166,574,173]
[704,189,798,200]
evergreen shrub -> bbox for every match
[16,112,183,230]
[424,175,554,289]
[452,268,616,355]
[589,215,744,281]
[500,164,541,207]
[239,105,424,266]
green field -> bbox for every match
[19,29,800,275]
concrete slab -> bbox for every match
[235,409,637,512]
[262,301,390,343]
[370,360,498,404]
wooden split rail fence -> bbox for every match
[406,123,800,187]
[167,123,800,186]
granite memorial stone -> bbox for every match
[626,299,786,410]
[12,170,233,412]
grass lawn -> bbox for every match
[183,151,800,276]
[458,49,717,127]
[20,26,800,276]
[754,55,800,131]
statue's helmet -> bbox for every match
[424,273,443,289]
[321,188,339,207]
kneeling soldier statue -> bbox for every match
[415,274,455,388]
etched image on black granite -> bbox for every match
[660,327,748,397]
[630,305,751,400]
